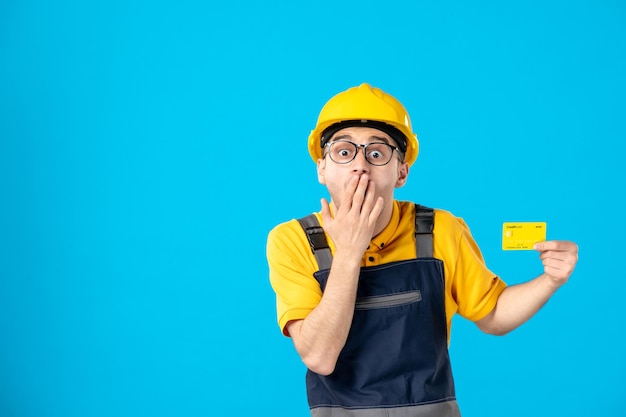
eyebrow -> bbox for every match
[331,135,392,144]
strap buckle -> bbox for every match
[305,227,330,252]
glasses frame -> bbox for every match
[324,140,400,166]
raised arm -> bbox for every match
[476,240,579,335]
[287,174,383,375]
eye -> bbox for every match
[332,142,355,160]
[368,149,383,159]
[366,144,389,160]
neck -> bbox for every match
[373,199,394,237]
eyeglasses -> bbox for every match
[324,140,400,166]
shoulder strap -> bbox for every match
[296,214,333,271]
[414,204,434,258]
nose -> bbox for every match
[351,146,369,173]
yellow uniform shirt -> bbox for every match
[267,200,507,341]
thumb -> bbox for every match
[320,198,332,223]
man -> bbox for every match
[266,83,578,417]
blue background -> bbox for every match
[1,1,625,416]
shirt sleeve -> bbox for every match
[436,212,507,322]
[454,217,507,321]
[266,219,323,336]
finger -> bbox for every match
[539,250,578,264]
[542,256,572,269]
[534,240,578,253]
[340,175,361,213]
[543,266,571,281]
[350,175,370,213]
[542,256,576,274]
[543,261,575,280]
[320,198,332,223]
[360,179,377,214]
[368,196,384,225]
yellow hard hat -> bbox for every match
[308,83,419,166]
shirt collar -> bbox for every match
[370,200,401,251]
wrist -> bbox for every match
[539,273,565,292]
[333,247,367,266]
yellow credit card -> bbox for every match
[502,222,547,250]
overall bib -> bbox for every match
[298,206,460,417]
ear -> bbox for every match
[317,158,326,185]
[395,162,409,188]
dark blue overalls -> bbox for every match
[297,205,461,417]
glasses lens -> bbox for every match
[328,141,357,163]
[364,143,393,165]
[327,141,395,166]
